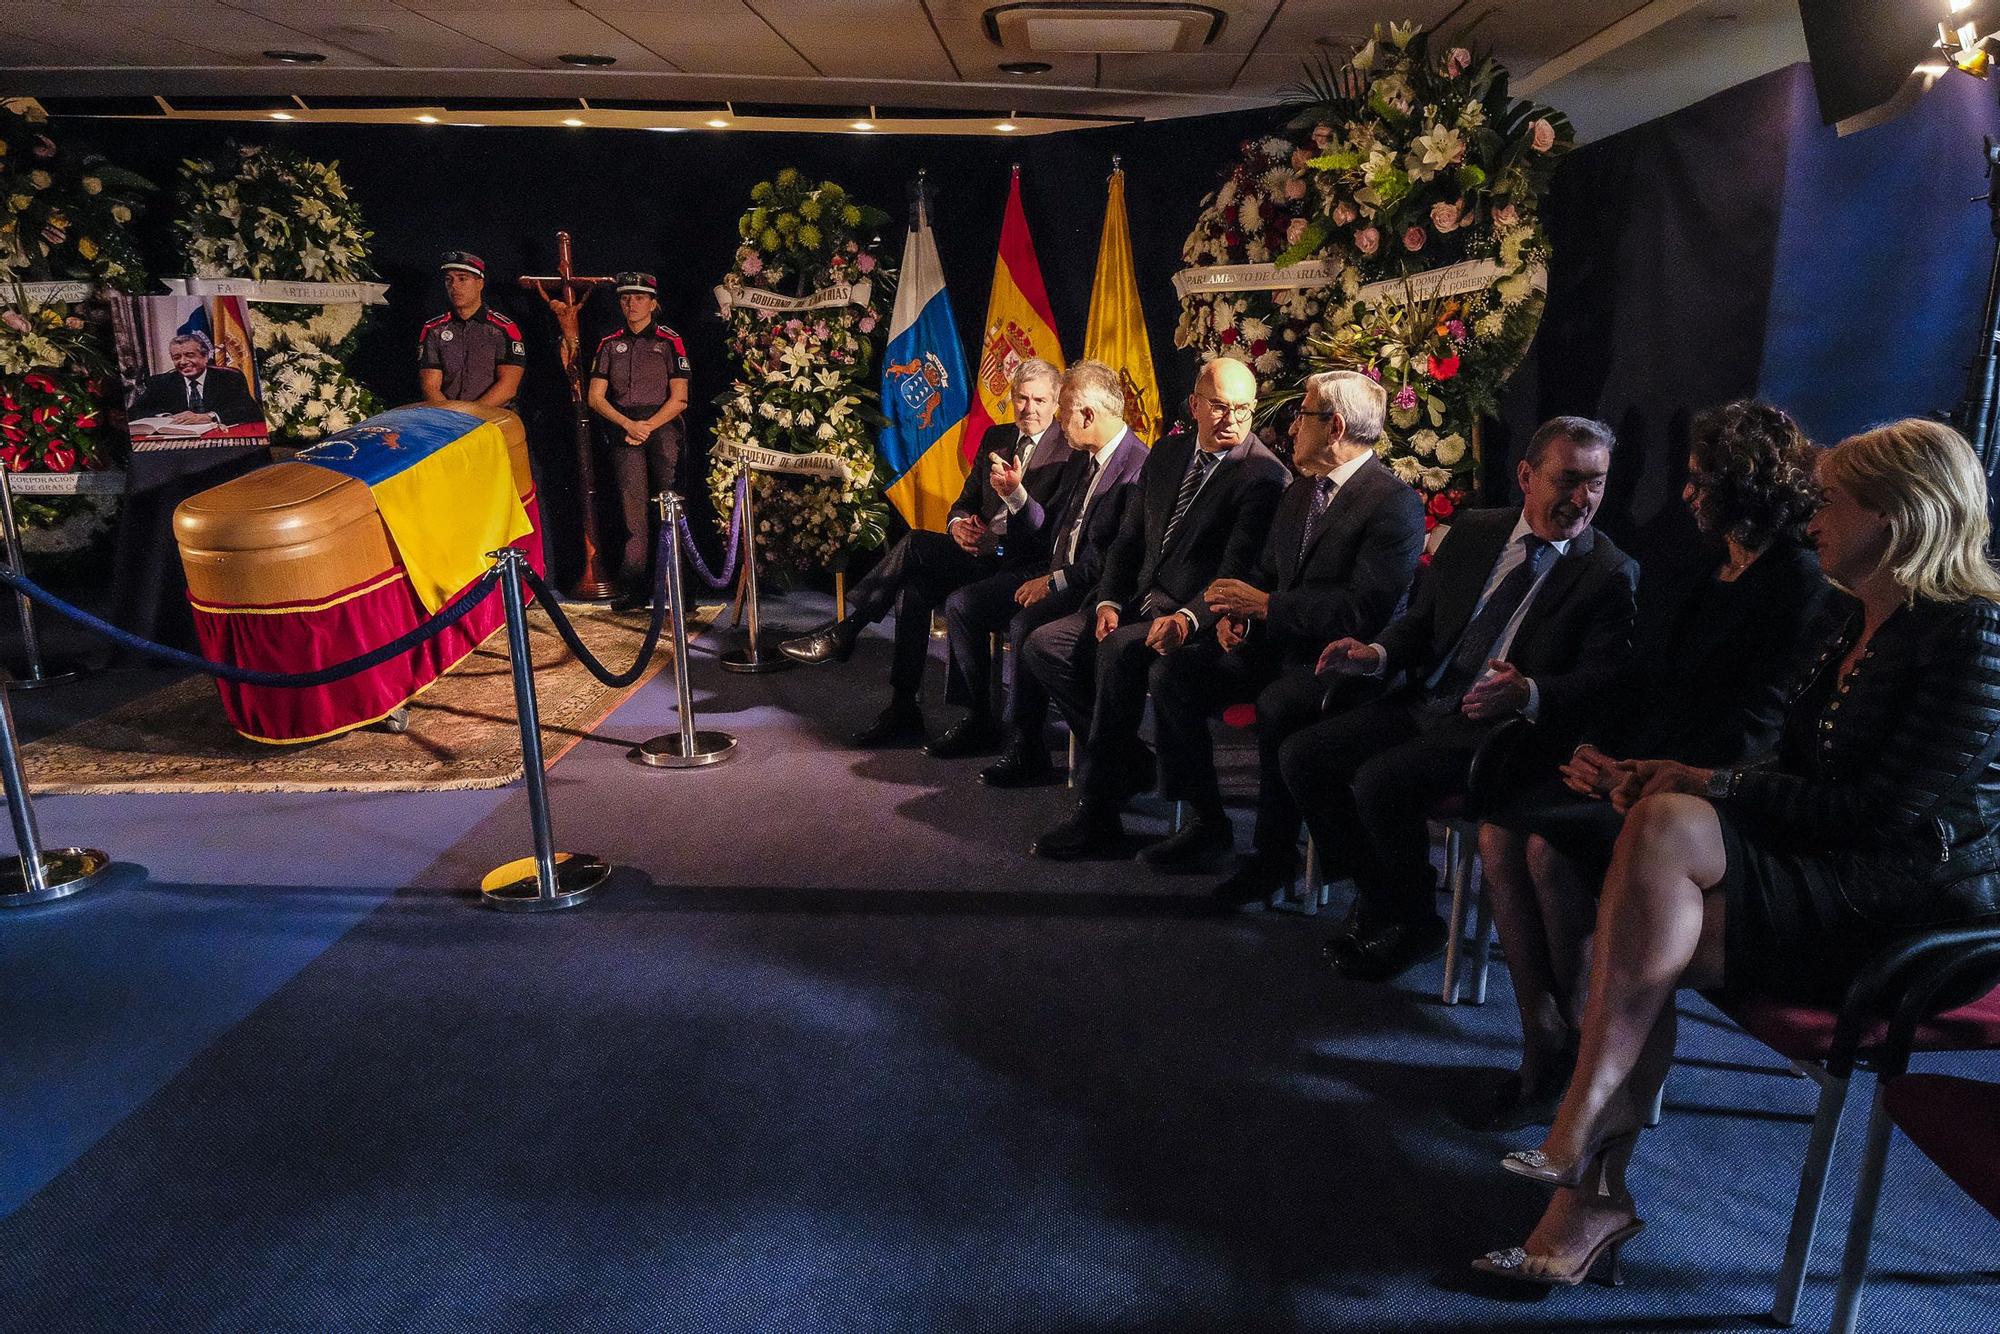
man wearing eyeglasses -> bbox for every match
[1147,369,1427,886]
[1026,356,1290,861]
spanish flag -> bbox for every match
[962,166,1064,462]
[880,186,974,531]
[1084,165,1162,443]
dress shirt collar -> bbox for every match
[1508,512,1572,557]
[1324,450,1371,489]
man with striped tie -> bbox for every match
[1026,357,1289,861]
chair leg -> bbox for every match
[1468,873,1494,1006]
[1172,800,1186,834]
[1439,823,1470,1006]
[1772,1071,1853,1326]
[1066,733,1077,789]
[1830,1085,1896,1334]
[1302,835,1319,913]
[1644,1075,1666,1128]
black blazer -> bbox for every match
[1013,429,1149,597]
[1376,506,1638,738]
[1250,454,1425,663]
[1593,538,1830,766]
[1097,430,1291,630]
[949,421,1070,560]
[129,367,263,426]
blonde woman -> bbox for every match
[1475,419,2000,1287]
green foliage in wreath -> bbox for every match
[0,104,152,291]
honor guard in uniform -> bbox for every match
[418,250,526,407]
[585,271,692,610]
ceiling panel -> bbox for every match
[0,25,73,64]
[1100,51,1258,93]
[412,7,678,70]
[0,6,260,64]
[212,3,534,68]
[751,1,956,81]
[586,4,818,78]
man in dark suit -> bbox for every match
[930,359,1150,775]
[1144,370,1425,883]
[780,358,1070,746]
[1282,416,1639,983]
[127,332,262,428]
[1025,356,1290,860]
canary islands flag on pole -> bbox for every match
[1084,162,1161,442]
[962,166,1064,463]
[880,186,974,531]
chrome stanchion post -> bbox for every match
[479,547,611,912]
[0,468,82,689]
[720,466,790,674]
[0,671,111,907]
[632,492,736,768]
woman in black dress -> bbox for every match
[1474,418,2000,1287]
[1470,403,1828,1132]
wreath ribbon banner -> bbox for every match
[714,438,857,484]
[1170,259,1341,298]
[0,281,95,306]
[161,276,391,306]
[1352,259,1548,307]
[5,471,124,496]
[712,279,873,318]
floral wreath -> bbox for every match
[707,168,894,579]
[1173,132,1335,397]
[173,144,381,442]
[0,103,151,291]
[1281,20,1572,521]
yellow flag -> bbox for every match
[1084,166,1161,442]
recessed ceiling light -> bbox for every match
[999,60,1053,75]
[263,49,325,64]
[995,122,1018,132]
[562,117,586,127]
[416,114,439,124]
[559,52,616,67]
[852,120,875,131]
[706,118,729,128]
[270,112,294,121]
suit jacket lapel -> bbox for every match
[1439,510,1519,641]
[1511,525,1597,649]
[1159,435,1247,561]
[1148,433,1195,546]
[1294,456,1379,576]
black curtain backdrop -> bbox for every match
[66,109,1288,586]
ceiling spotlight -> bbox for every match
[416,114,439,124]
[263,49,326,64]
[270,112,294,121]
[562,116,586,127]
[999,60,1053,75]
[995,122,1018,132]
[706,118,730,128]
[558,52,616,67]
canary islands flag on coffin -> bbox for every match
[880,196,974,532]
[961,166,1064,463]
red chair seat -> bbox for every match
[1221,703,1258,730]
[1883,1074,2000,1221]
[1710,986,2000,1065]
[1427,792,1469,821]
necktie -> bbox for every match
[1060,456,1101,565]
[1425,535,1555,710]
[1160,448,1219,554]
[186,377,204,412]
[1016,432,1037,471]
[1297,476,1336,562]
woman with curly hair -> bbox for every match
[1466,402,1830,1134]
[1474,418,2000,1288]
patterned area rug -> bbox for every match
[16,603,721,794]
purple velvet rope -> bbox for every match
[675,471,746,590]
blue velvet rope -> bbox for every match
[675,473,746,590]
[0,562,504,689]
[519,523,675,689]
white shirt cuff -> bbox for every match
[1050,570,1068,593]
[1522,677,1542,721]
[1364,643,1389,677]
[1176,609,1200,634]
[1001,485,1027,514]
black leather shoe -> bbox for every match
[780,619,860,666]
[980,749,1057,788]
[1211,854,1299,906]
[850,701,926,748]
[1137,815,1235,873]
[1032,806,1126,860]
[1320,906,1370,964]
[925,715,1003,759]
[1332,915,1448,984]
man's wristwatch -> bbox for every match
[1703,767,1737,802]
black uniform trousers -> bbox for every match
[597,412,682,594]
[941,569,1084,727]
[1151,642,1325,851]
[847,529,994,700]
[1278,696,1490,927]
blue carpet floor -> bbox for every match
[2,594,1996,1331]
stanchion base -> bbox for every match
[720,645,793,674]
[0,847,113,907]
[479,852,611,912]
[630,729,737,768]
[5,657,88,689]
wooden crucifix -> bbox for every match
[520,232,617,601]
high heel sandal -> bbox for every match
[1471,1218,1645,1288]
[1501,1127,1640,1189]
